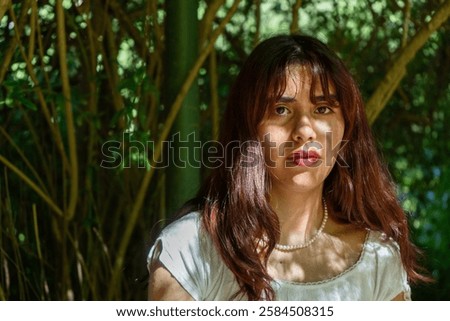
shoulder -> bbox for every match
[147,211,207,300]
[148,211,205,268]
[147,211,203,269]
[360,229,405,274]
[362,230,411,300]
[159,212,202,239]
[147,211,241,300]
[365,230,402,259]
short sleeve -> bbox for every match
[371,234,411,301]
[147,213,207,300]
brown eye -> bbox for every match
[275,106,289,115]
[315,106,332,114]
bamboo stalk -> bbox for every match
[0,168,6,300]
[84,19,99,229]
[107,0,243,299]
[75,3,101,224]
[3,170,26,299]
[0,284,5,300]
[0,155,63,216]
[1,169,12,298]
[32,204,43,265]
[32,203,48,300]
[56,0,79,220]
[55,0,78,299]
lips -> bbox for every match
[291,149,320,167]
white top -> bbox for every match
[147,212,411,301]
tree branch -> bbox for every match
[199,0,226,47]
[0,0,10,21]
[0,0,29,84]
[27,0,36,60]
[209,48,220,140]
[402,0,412,48]
[254,0,261,46]
[146,0,164,134]
[290,0,302,34]
[365,0,450,124]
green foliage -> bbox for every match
[0,0,448,300]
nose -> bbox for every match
[292,115,317,142]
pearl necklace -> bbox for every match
[274,198,328,251]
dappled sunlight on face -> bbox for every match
[258,66,345,194]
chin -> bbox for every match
[291,182,323,193]
[273,177,323,194]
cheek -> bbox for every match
[321,120,345,169]
[258,125,288,146]
[316,120,345,162]
[332,122,345,143]
[330,124,345,161]
[258,125,290,163]
[317,117,345,139]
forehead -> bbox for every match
[282,65,335,97]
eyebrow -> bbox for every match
[314,94,338,101]
[277,96,296,103]
[277,94,338,103]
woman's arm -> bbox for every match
[148,260,194,300]
[391,292,406,301]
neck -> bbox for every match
[270,185,324,244]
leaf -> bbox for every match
[16,96,38,111]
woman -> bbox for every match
[147,34,426,300]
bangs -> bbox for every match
[308,62,338,105]
[268,61,339,109]
[247,35,357,137]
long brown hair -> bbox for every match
[184,34,426,300]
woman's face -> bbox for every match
[258,66,346,194]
